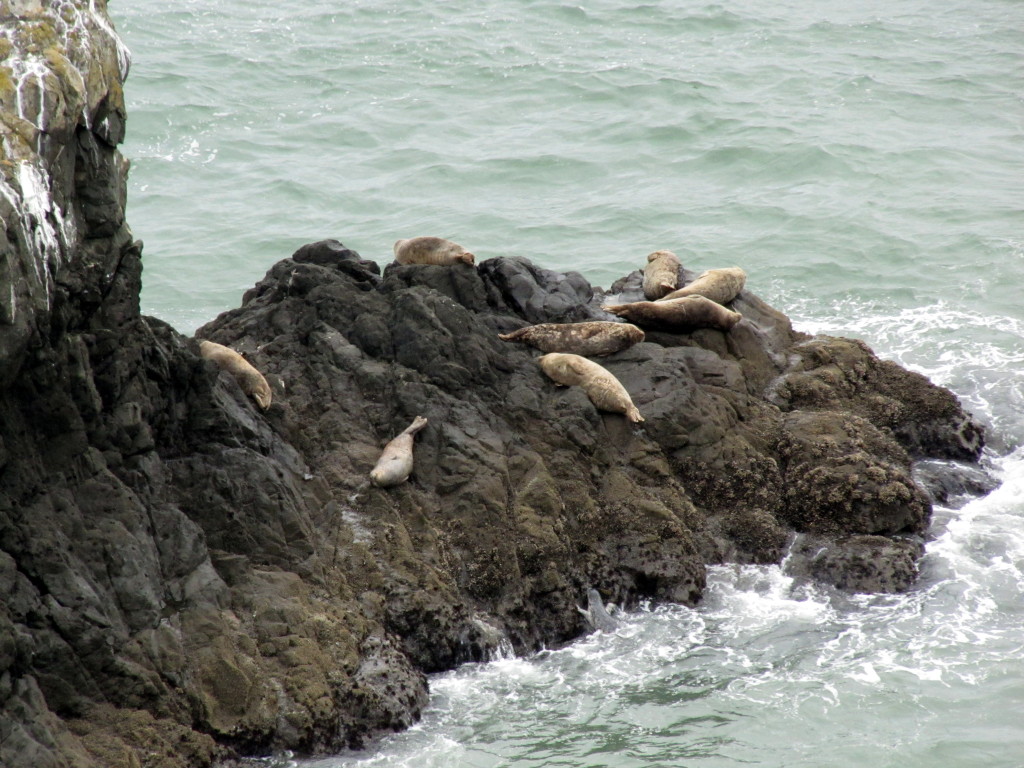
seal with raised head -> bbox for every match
[603,295,742,332]
[659,266,746,305]
[538,353,644,422]
[499,321,645,357]
[577,587,618,632]
[642,249,682,300]
[393,236,475,266]
[370,415,428,487]
[199,340,272,410]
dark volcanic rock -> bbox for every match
[778,411,931,536]
[478,256,610,323]
[767,336,985,460]
[0,6,991,768]
[787,534,926,594]
[913,458,1000,507]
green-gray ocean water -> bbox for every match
[113,1,1024,765]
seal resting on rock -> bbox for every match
[198,340,272,410]
[577,588,618,632]
[603,295,742,333]
[393,236,475,266]
[642,249,682,300]
[659,266,746,305]
[370,415,429,487]
[499,321,645,357]
[538,353,644,422]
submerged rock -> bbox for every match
[0,5,990,768]
[787,534,926,594]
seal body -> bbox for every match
[393,236,475,266]
[659,266,746,305]
[199,340,272,410]
[577,587,618,632]
[538,353,644,422]
[370,415,428,487]
[603,295,742,332]
[499,321,644,357]
[642,249,682,300]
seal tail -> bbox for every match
[402,415,429,436]
[626,406,644,423]
[498,328,528,342]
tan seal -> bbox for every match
[538,353,644,422]
[602,295,741,332]
[499,321,645,357]
[370,415,428,487]
[393,236,475,266]
[642,250,682,300]
[199,340,272,410]
[659,266,746,305]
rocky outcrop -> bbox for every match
[0,4,988,768]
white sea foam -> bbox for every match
[786,297,1024,450]
[926,448,1024,598]
[789,300,1024,389]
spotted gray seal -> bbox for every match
[499,321,644,357]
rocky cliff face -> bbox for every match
[0,4,986,768]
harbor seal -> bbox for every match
[198,340,272,410]
[370,415,428,487]
[659,266,746,305]
[577,588,618,632]
[603,295,742,332]
[538,353,644,422]
[499,321,645,357]
[642,249,682,300]
[393,236,475,266]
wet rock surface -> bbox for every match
[787,533,926,595]
[0,5,991,768]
